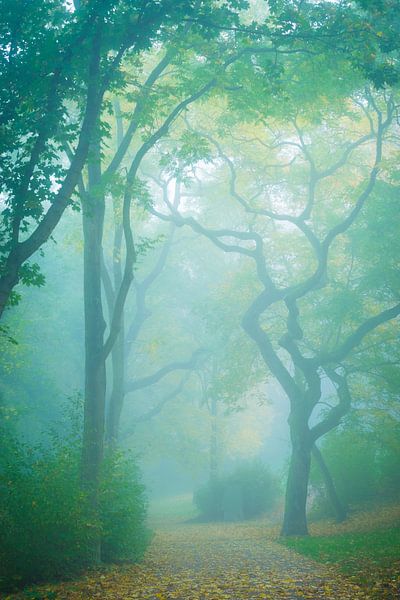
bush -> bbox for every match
[193,460,279,522]
[0,407,150,592]
[310,415,400,519]
[193,479,225,521]
[0,414,96,590]
[100,451,151,563]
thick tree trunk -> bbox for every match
[281,406,312,536]
[81,138,106,563]
[0,36,104,321]
[0,263,20,319]
[312,444,347,522]
[281,443,311,535]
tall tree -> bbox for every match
[0,0,250,320]
[149,90,399,535]
[76,6,254,558]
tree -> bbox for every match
[0,0,250,320]
[75,6,254,558]
[3,0,400,554]
[148,89,399,535]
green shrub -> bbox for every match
[310,416,400,519]
[233,461,278,518]
[193,479,225,521]
[0,407,150,592]
[0,414,96,590]
[100,451,151,563]
[193,460,279,522]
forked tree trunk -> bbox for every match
[281,415,347,535]
[81,138,106,563]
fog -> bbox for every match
[1,0,399,597]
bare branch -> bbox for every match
[102,79,217,360]
[104,48,175,179]
[135,371,191,424]
[317,303,400,367]
[126,349,204,393]
[125,225,175,349]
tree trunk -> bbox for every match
[210,397,218,484]
[0,36,104,321]
[81,137,106,563]
[0,262,20,319]
[312,444,347,522]
[106,327,124,448]
[105,208,125,449]
[281,406,312,536]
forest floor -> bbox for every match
[6,499,400,600]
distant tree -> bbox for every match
[149,90,399,535]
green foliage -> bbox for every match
[310,415,400,518]
[0,410,96,591]
[0,408,149,591]
[0,324,18,346]
[159,131,212,179]
[193,460,279,522]
[100,451,151,563]
[194,479,225,521]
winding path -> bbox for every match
[47,520,370,599]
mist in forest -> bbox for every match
[1,0,399,597]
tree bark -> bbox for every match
[81,136,106,563]
[281,405,312,536]
[281,444,311,536]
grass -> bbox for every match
[282,527,400,571]
[280,514,400,598]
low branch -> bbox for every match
[126,348,204,393]
[101,253,115,318]
[135,372,190,424]
[318,303,400,367]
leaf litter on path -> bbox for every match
[8,520,376,599]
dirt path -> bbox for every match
[27,520,372,599]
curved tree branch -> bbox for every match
[102,79,218,360]
[310,370,351,441]
[317,303,400,367]
[126,348,205,394]
[135,371,191,424]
